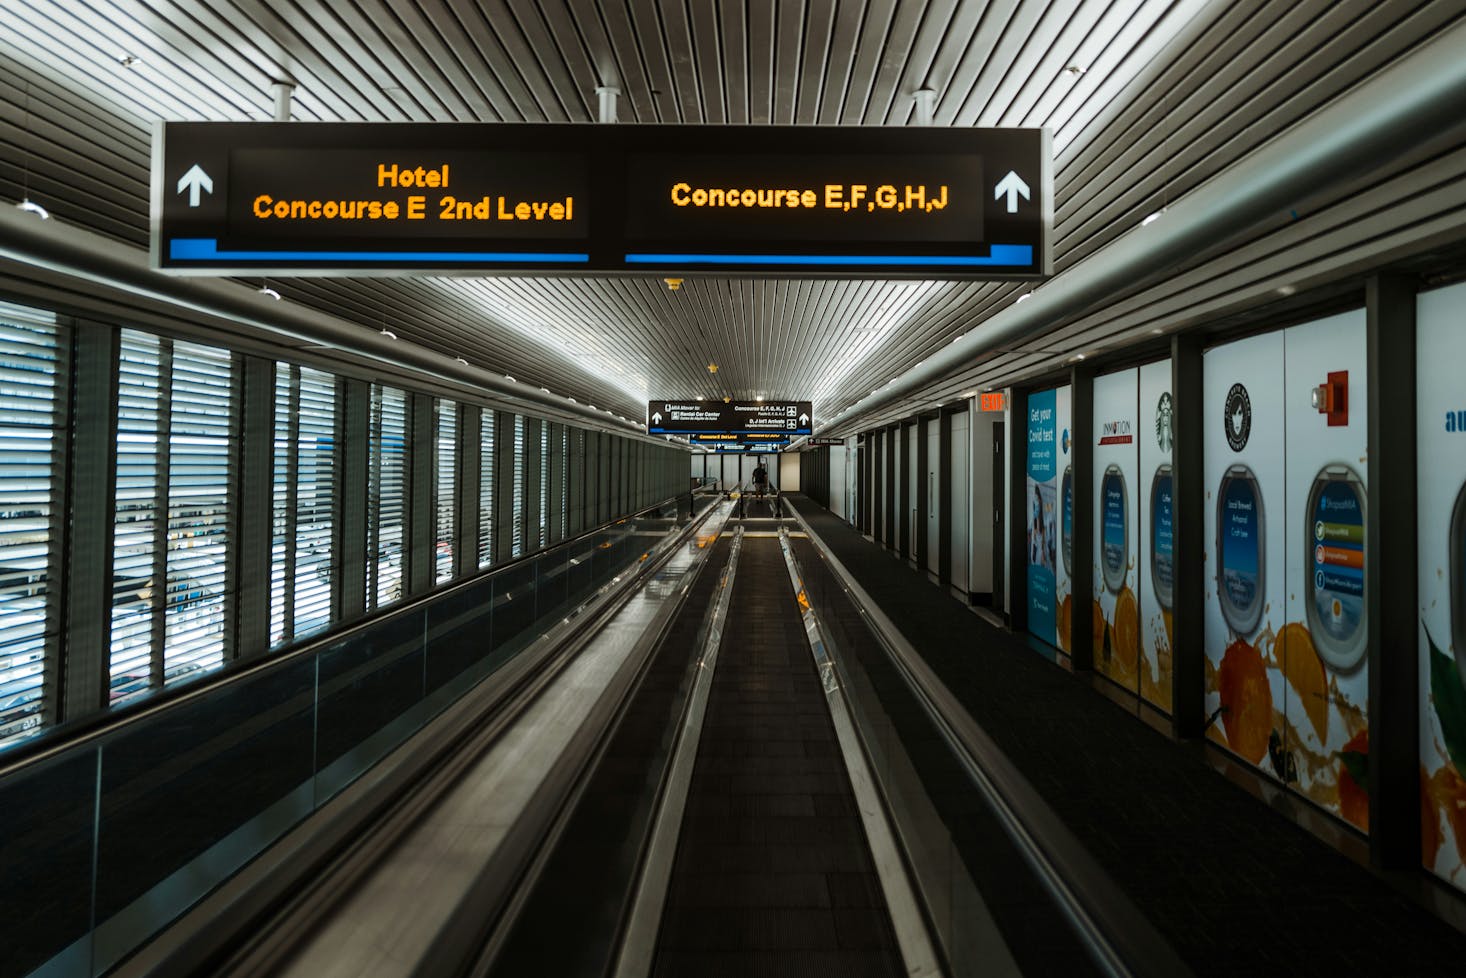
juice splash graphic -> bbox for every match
[1218,637,1272,763]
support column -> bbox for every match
[1366,273,1419,868]
[938,410,952,590]
[456,405,480,577]
[494,411,516,559]
[336,378,368,620]
[1008,388,1029,637]
[1170,334,1206,738]
[61,324,117,720]
[406,393,434,595]
[233,355,274,659]
[1070,366,1095,673]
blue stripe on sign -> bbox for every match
[623,244,1034,267]
[169,238,590,263]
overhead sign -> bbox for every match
[689,433,790,445]
[806,437,845,446]
[154,123,1052,277]
[648,400,812,435]
[980,392,1007,412]
[699,443,783,453]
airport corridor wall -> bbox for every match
[837,280,1466,895]
[0,295,687,752]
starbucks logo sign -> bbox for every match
[1155,392,1173,453]
[1224,383,1251,452]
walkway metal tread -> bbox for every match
[651,539,903,978]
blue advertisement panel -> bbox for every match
[1026,388,1059,647]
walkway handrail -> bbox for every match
[0,493,693,782]
[785,502,1193,978]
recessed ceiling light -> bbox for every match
[454,357,469,365]
[1065,64,1086,76]
[379,328,397,340]
[504,375,515,382]
[1140,209,1165,227]
[118,55,143,68]
[258,286,281,300]
[1015,292,1031,303]
[1278,284,1297,296]
[15,200,49,220]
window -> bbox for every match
[270,364,335,646]
[0,304,62,748]
[111,332,234,704]
[539,422,549,546]
[436,399,456,585]
[560,426,569,540]
[367,384,407,609]
[478,411,494,568]
[511,415,525,558]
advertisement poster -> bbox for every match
[1092,369,1140,692]
[1203,330,1287,776]
[1027,385,1071,649]
[1418,282,1466,891]
[1281,311,1368,827]
[1203,313,1370,827]
[1138,360,1174,712]
[1027,388,1059,647]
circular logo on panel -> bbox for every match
[1155,392,1174,453]
[1061,428,1071,455]
[1224,383,1251,452]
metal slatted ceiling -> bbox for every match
[2,1,1464,429]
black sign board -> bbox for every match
[649,400,812,436]
[699,443,783,454]
[154,123,1051,278]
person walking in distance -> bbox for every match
[752,460,770,498]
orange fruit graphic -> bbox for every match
[1057,594,1072,652]
[1112,587,1139,675]
[1275,622,1328,743]
[1217,637,1272,763]
[1422,767,1443,866]
[1337,729,1369,831]
[1429,764,1466,864]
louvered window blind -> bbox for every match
[435,399,456,585]
[367,385,407,609]
[511,415,525,558]
[0,303,62,748]
[478,411,494,568]
[270,364,335,645]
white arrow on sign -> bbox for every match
[799,413,809,425]
[651,411,663,425]
[993,171,1030,213]
[177,164,214,207]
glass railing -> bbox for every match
[0,495,698,978]
[788,532,1189,978]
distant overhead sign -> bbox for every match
[649,400,812,435]
[806,437,845,446]
[154,123,1051,277]
[689,433,791,445]
[699,443,784,453]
